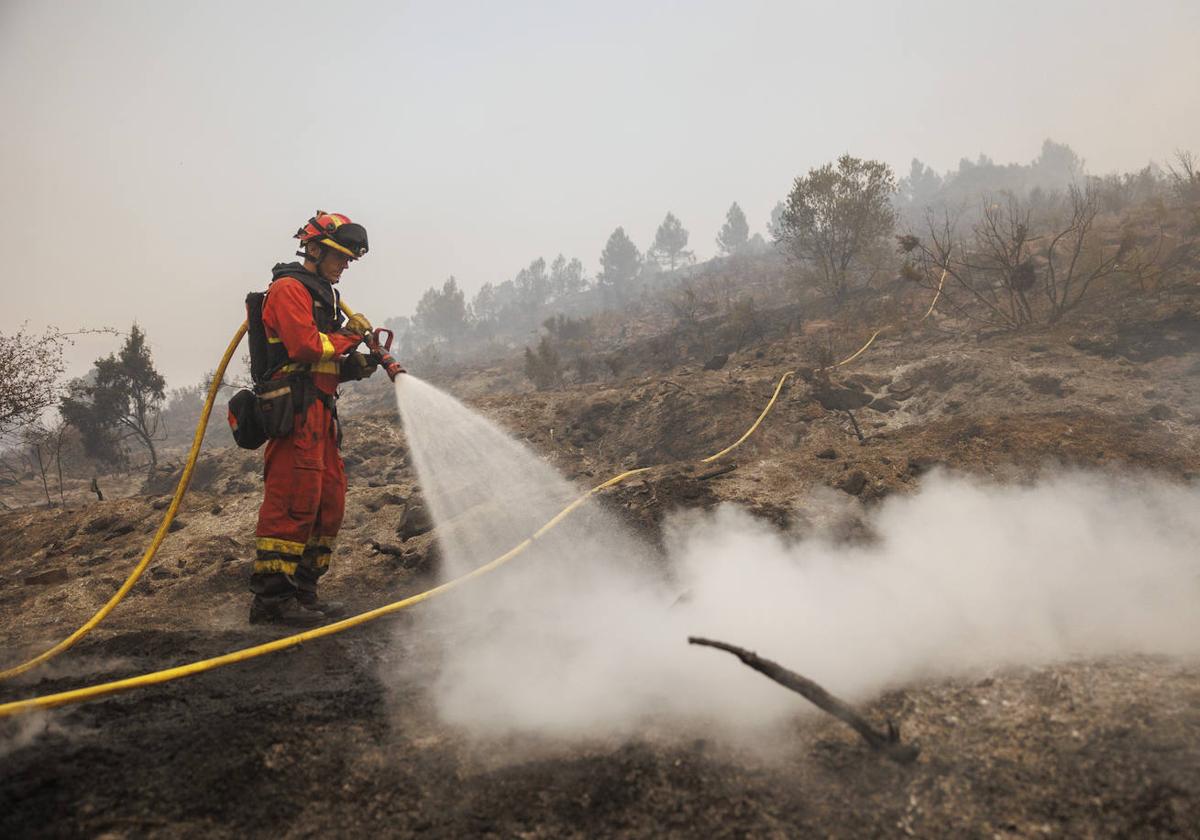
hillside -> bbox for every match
[2,275,1200,836]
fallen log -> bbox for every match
[688,636,920,765]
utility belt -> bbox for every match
[228,373,338,450]
[278,359,340,376]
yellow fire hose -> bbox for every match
[0,271,948,717]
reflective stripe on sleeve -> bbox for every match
[318,332,336,361]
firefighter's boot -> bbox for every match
[295,590,347,618]
[248,596,327,627]
[295,544,345,617]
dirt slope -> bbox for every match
[2,306,1200,837]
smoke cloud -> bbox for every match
[0,712,61,759]
[394,377,1200,745]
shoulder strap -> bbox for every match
[285,272,343,332]
[245,291,270,384]
[260,273,342,378]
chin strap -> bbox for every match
[296,242,326,261]
[297,243,340,280]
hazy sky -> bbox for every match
[3,0,1197,388]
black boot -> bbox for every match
[249,596,327,627]
[296,589,347,618]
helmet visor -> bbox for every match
[332,223,369,258]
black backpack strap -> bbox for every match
[245,292,269,384]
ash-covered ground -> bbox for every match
[3,303,1200,838]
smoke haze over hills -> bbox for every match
[2,0,1198,387]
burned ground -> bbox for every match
[2,300,1200,837]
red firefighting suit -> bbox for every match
[251,265,362,606]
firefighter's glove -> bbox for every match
[334,328,366,347]
[340,352,379,382]
[345,312,373,336]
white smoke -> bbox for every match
[0,712,59,758]
[393,377,1200,743]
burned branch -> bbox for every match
[844,409,866,443]
[696,463,737,481]
[688,636,920,764]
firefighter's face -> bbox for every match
[313,247,353,284]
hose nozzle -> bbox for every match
[338,301,406,380]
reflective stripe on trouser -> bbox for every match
[295,541,334,595]
[252,396,345,603]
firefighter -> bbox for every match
[250,211,378,625]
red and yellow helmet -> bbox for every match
[294,211,369,259]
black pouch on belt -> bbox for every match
[227,388,268,450]
[255,379,297,439]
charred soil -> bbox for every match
[3,302,1200,837]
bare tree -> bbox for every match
[0,326,116,504]
[1166,149,1200,206]
[21,422,72,507]
[899,207,1028,330]
[23,425,54,506]
[666,282,714,329]
[974,194,1038,326]
[1041,184,1125,322]
[0,325,71,439]
[900,185,1156,327]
